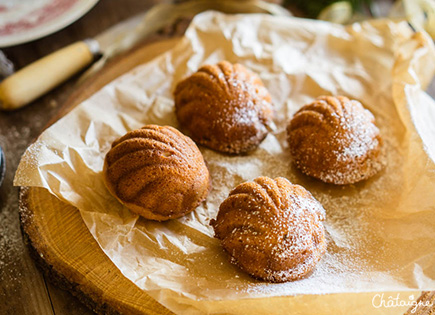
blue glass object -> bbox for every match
[0,145,5,187]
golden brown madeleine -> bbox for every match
[211,177,326,283]
[103,125,211,221]
[174,61,273,154]
[287,96,384,185]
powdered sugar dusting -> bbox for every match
[211,177,326,283]
[288,96,385,185]
[174,61,273,154]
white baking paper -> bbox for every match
[15,12,435,315]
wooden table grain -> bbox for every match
[0,1,434,314]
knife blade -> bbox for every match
[81,0,290,81]
[0,0,290,111]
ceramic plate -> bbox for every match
[0,0,99,47]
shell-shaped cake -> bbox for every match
[174,61,273,154]
[211,176,326,283]
[287,96,383,185]
[103,125,211,221]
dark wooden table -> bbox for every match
[0,1,434,314]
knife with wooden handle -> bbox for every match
[0,11,144,111]
[0,40,98,110]
[0,0,289,111]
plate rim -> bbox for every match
[0,0,100,47]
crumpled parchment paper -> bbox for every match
[15,12,435,315]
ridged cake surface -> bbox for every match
[211,176,326,283]
[103,125,211,221]
[287,95,383,185]
[174,61,273,154]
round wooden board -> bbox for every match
[19,38,180,315]
[18,37,435,315]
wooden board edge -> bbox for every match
[19,186,174,315]
[19,187,120,315]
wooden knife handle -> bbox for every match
[0,40,98,111]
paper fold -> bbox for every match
[15,12,435,314]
